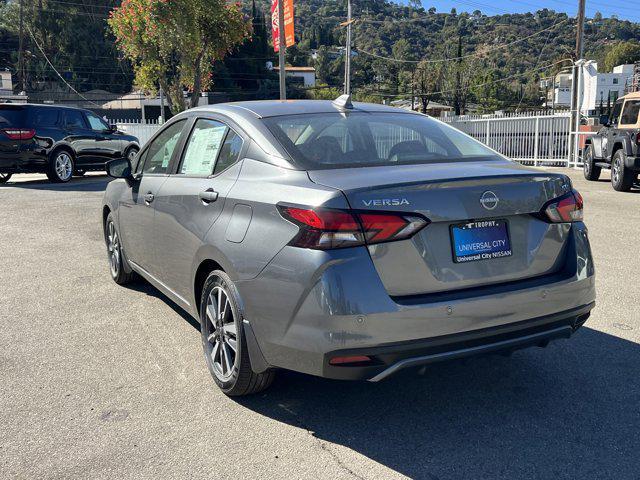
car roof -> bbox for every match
[621,91,640,101]
[189,99,418,119]
[0,103,90,112]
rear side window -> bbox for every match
[0,107,26,127]
[142,120,186,174]
[31,108,60,127]
[62,110,86,129]
[620,100,640,125]
[214,130,243,174]
[179,119,227,175]
[611,101,623,124]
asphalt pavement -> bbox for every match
[0,170,638,479]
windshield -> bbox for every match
[263,112,501,169]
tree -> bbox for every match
[414,60,443,114]
[603,41,640,72]
[108,0,251,114]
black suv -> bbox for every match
[0,103,139,183]
[583,92,640,191]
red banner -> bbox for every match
[271,0,295,52]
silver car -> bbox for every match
[102,97,595,396]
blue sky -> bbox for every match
[397,1,640,22]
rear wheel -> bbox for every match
[47,150,74,183]
[200,270,274,396]
[0,173,12,184]
[126,146,139,164]
[611,150,634,192]
[583,145,601,181]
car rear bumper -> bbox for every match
[237,222,596,380]
[0,152,48,173]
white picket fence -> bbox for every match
[441,111,574,167]
[111,119,161,147]
[112,111,578,168]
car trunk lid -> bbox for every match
[308,160,573,296]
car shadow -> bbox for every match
[124,280,201,332]
[0,175,111,192]
[235,327,639,479]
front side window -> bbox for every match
[85,112,109,131]
[610,101,623,124]
[264,112,500,169]
[620,100,640,126]
[142,120,186,174]
[179,119,227,175]
[63,110,86,129]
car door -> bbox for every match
[60,109,95,168]
[153,116,246,301]
[84,111,123,166]
[604,100,623,160]
[117,119,187,276]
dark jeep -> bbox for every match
[583,92,640,191]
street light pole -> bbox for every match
[18,0,24,92]
[278,0,286,100]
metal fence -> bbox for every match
[111,119,161,147]
[441,111,573,167]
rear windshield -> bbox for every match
[0,106,26,127]
[263,112,501,169]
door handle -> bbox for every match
[199,189,219,203]
[144,192,155,204]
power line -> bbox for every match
[355,17,570,64]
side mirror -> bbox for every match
[106,158,132,179]
[599,115,610,126]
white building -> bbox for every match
[550,63,635,114]
[0,70,28,103]
[273,66,316,87]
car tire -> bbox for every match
[582,145,601,181]
[46,149,75,183]
[125,146,139,164]
[611,149,634,192]
[200,270,275,396]
[104,213,137,285]
[0,173,12,184]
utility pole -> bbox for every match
[278,0,286,100]
[569,0,586,166]
[18,0,24,92]
[344,0,352,95]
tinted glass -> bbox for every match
[179,119,227,175]
[611,101,623,124]
[85,112,109,131]
[142,120,185,174]
[620,100,640,125]
[214,130,243,175]
[63,110,86,129]
[31,108,59,127]
[264,113,500,169]
[0,106,25,127]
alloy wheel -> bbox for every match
[612,157,621,184]
[128,149,138,162]
[106,221,120,278]
[205,286,238,381]
[55,153,73,181]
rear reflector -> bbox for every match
[329,355,372,366]
[1,128,36,140]
[278,205,429,250]
[544,189,583,223]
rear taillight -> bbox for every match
[1,128,36,140]
[544,190,584,223]
[278,205,429,250]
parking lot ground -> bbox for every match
[0,169,638,480]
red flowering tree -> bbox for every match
[109,0,251,113]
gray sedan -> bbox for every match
[102,97,595,396]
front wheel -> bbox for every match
[47,150,74,183]
[611,150,634,192]
[200,270,274,396]
[583,145,601,181]
[0,173,12,184]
